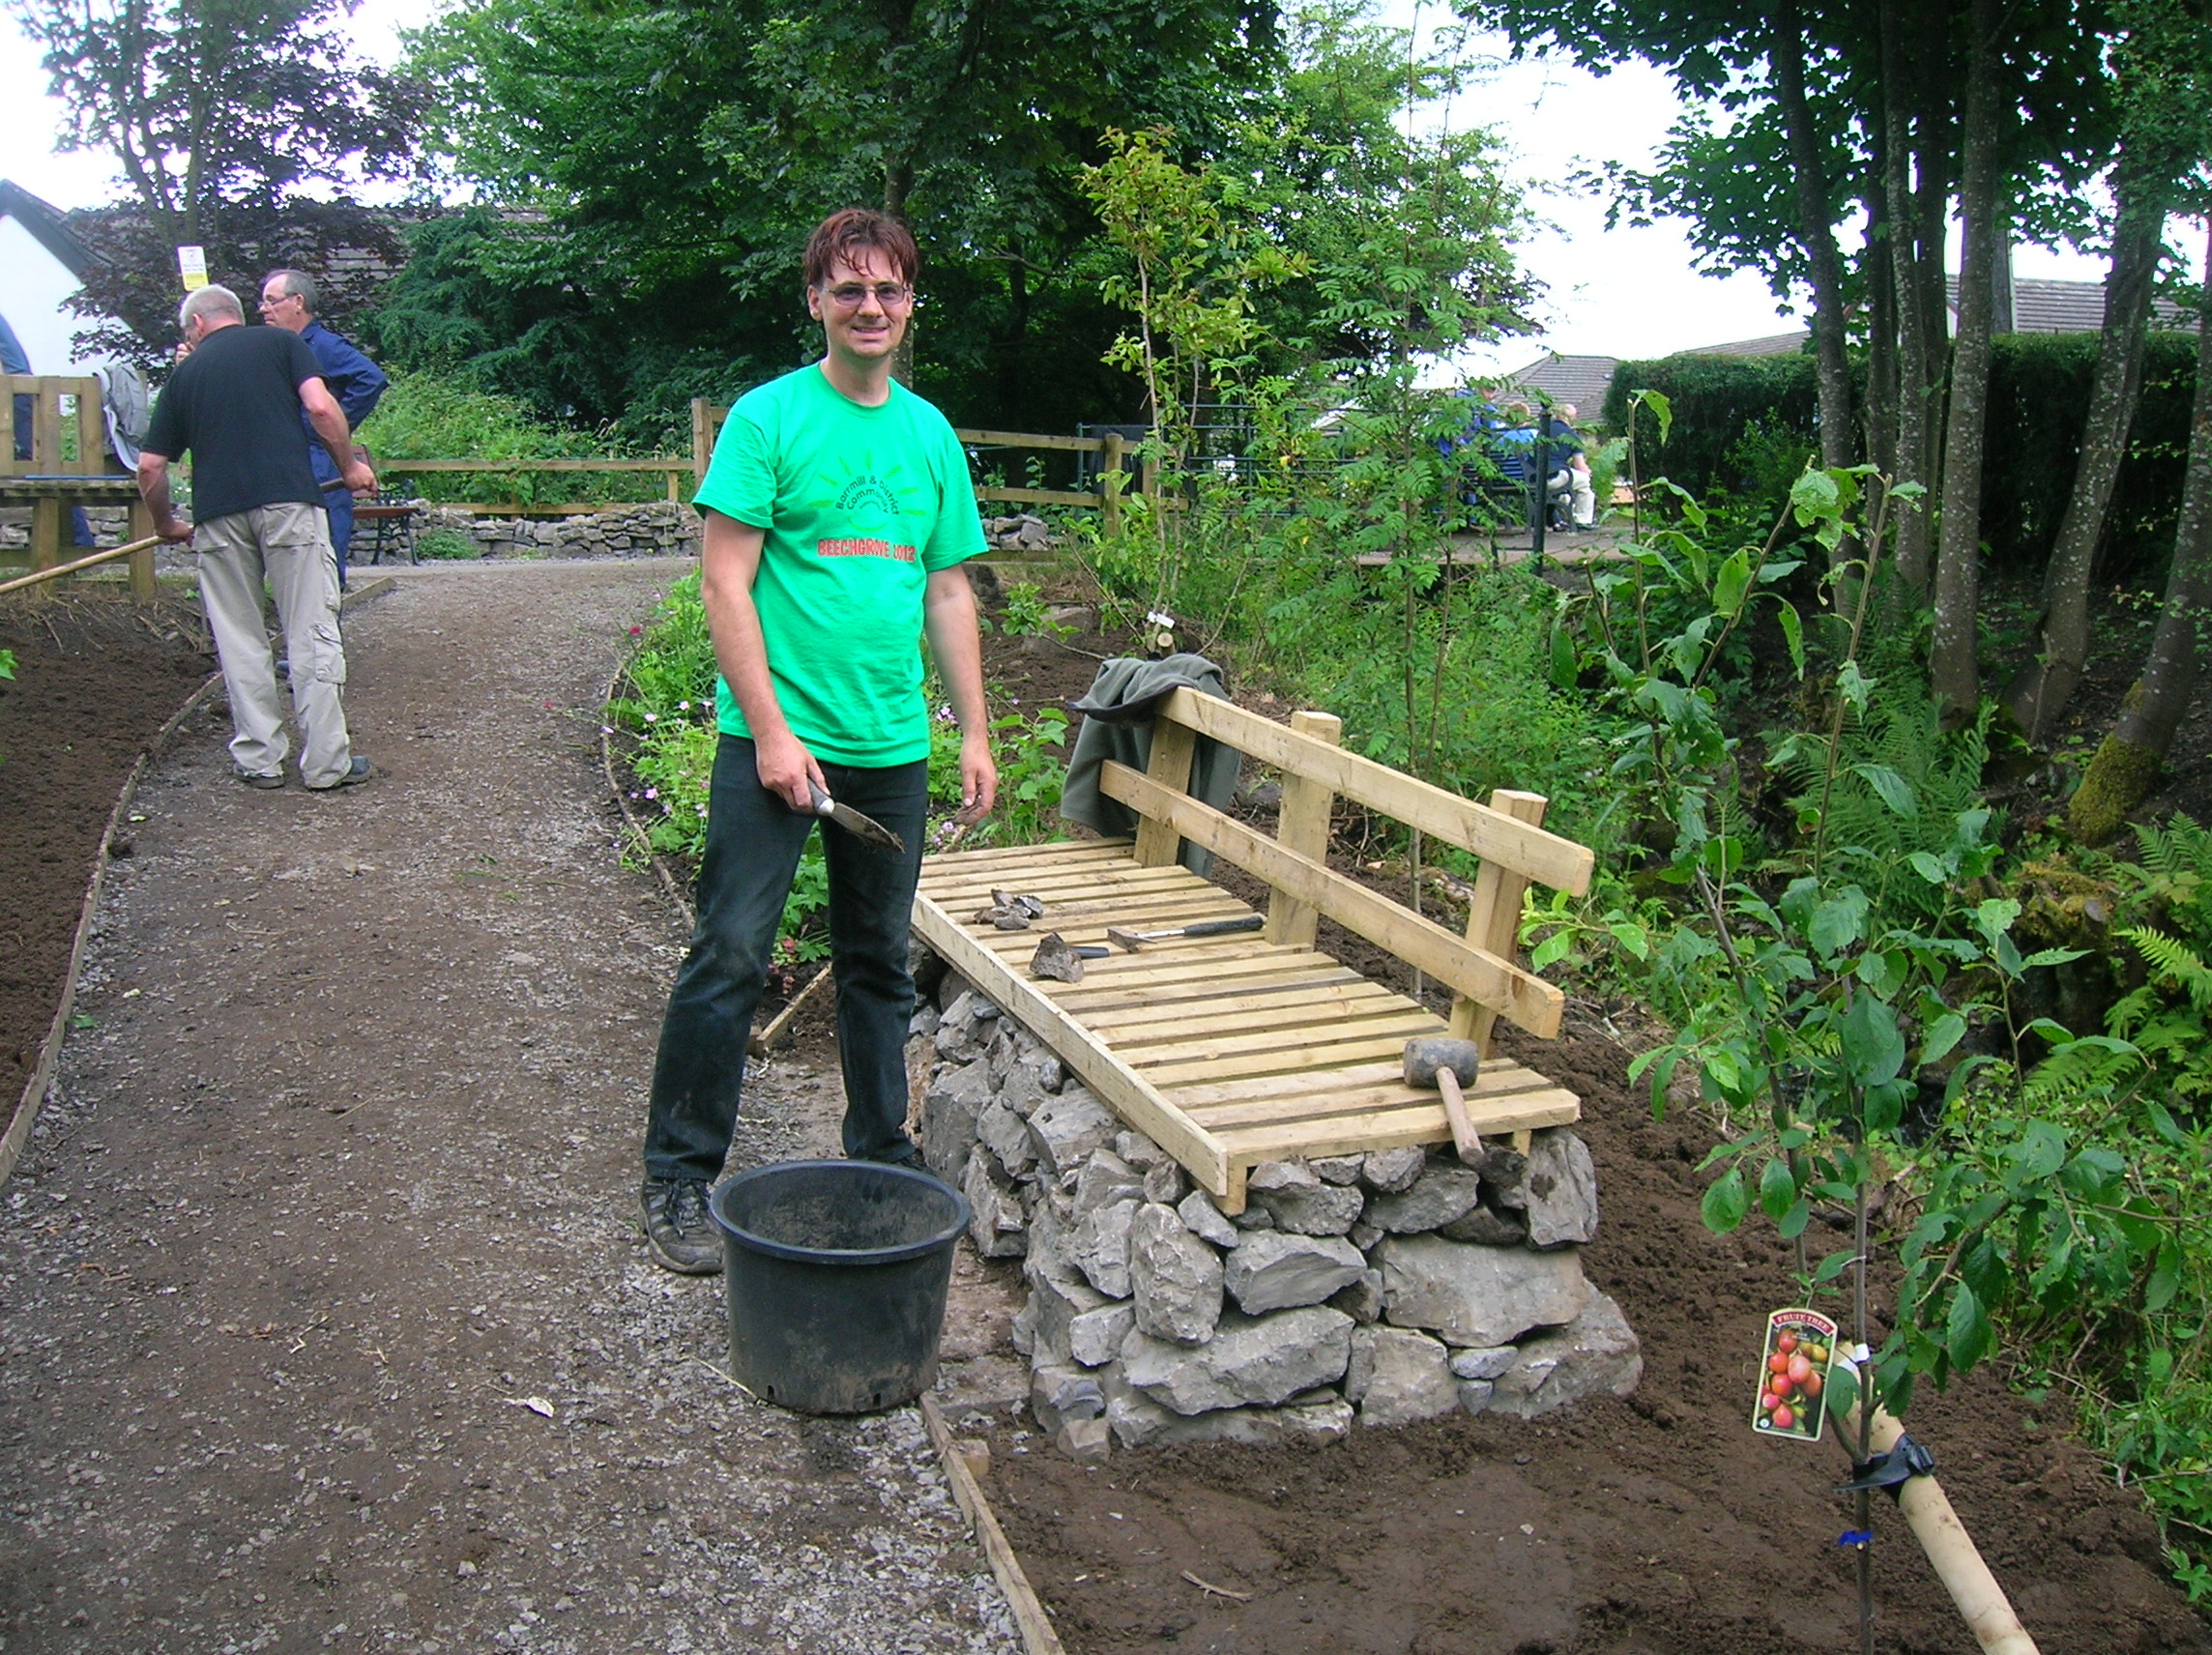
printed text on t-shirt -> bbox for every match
[815,537,917,562]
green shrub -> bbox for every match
[358,369,679,508]
[414,527,479,561]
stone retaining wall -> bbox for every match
[0,506,131,551]
[416,501,701,560]
[910,968,1643,1462]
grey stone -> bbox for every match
[1378,1234,1588,1347]
[1365,1163,1484,1233]
[1346,1327,1460,1427]
[1476,1145,1528,1205]
[1229,1203,1275,1231]
[935,972,977,1015]
[1009,1297,1037,1358]
[1515,1130,1601,1248]
[934,991,998,1062]
[963,1151,1028,1259]
[1327,1267,1384,1324]
[1031,1364,1105,1431]
[1028,1087,1119,1177]
[1129,1203,1224,1344]
[1457,1379,1495,1415]
[1029,1269,1109,1369]
[1177,1190,1239,1248]
[1349,1220,1382,1253]
[1073,1149,1144,1217]
[1105,1371,1353,1448]
[1448,1345,1519,1381]
[1054,1416,1112,1463]
[1067,1301,1135,1368]
[907,939,947,1004]
[1068,1198,1139,1298]
[1022,1190,1074,1288]
[908,1004,942,1039]
[1015,1048,1065,1096]
[1121,1306,1353,1414]
[1142,1160,1189,1206]
[1254,1176,1365,1237]
[1486,1292,1643,1419]
[1247,1158,1319,1195]
[1361,1147,1428,1194]
[920,1057,994,1186]
[1437,1202,1529,1246]
[1224,1232,1366,1315]
[1311,1154,1367,1185]
[1114,1130,1167,1168]
[1097,1362,1178,1450]
[997,1061,1049,1120]
[977,1100,1037,1180]
[988,1029,1020,1084]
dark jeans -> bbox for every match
[643,734,929,1182]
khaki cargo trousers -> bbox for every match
[194,502,356,789]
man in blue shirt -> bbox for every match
[260,270,388,589]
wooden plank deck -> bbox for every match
[911,839,1581,1213]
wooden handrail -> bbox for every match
[0,535,160,597]
[1155,687,1594,893]
[1100,760,1567,1038]
[375,458,692,474]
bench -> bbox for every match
[909,689,1596,1213]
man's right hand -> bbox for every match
[753,731,827,814]
[341,460,376,498]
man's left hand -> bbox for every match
[153,515,193,544]
[341,460,376,498]
[956,729,998,824]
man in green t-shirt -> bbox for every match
[639,208,997,1274]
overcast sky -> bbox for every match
[1,0,2131,371]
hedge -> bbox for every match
[1602,333,2201,579]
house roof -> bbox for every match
[1944,274,2197,333]
[1690,330,1810,357]
[0,180,95,278]
[1499,352,1618,414]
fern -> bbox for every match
[2121,927,2212,1011]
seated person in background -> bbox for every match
[1540,403,1590,530]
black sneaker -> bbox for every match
[307,757,372,792]
[233,767,284,790]
[639,1177,721,1275]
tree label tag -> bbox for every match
[1753,1307,1835,1443]
[176,246,208,292]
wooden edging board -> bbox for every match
[919,1395,1068,1655]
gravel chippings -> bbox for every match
[0,559,1021,1654]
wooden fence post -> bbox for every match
[1266,710,1340,947]
[690,398,714,486]
[1102,431,1124,538]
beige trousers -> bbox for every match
[194,502,355,788]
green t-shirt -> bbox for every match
[694,364,985,766]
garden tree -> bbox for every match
[402,0,1278,432]
[2069,216,2212,842]
[2002,0,2212,743]
[9,0,424,355]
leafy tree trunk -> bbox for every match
[885,156,917,387]
[2001,160,2166,741]
[2069,218,2212,843]
[1931,0,2004,725]
[1771,5,1852,479]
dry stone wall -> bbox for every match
[910,969,1643,1463]
[416,502,701,560]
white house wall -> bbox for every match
[0,215,96,374]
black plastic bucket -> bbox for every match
[708,1160,970,1414]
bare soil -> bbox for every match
[2,564,2207,1655]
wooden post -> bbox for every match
[689,398,714,486]
[1132,715,1200,868]
[127,499,156,601]
[72,386,102,474]
[1450,790,1551,1059]
[1266,710,1340,947]
[0,377,17,476]
[30,497,62,572]
[1102,430,1124,537]
[33,389,61,475]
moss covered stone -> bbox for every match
[2067,735,2162,845]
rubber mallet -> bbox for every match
[1402,1035,1484,1164]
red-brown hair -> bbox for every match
[802,209,918,290]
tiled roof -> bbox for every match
[1687,330,1809,357]
[1499,352,1618,415]
[1944,275,2197,333]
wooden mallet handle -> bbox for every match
[1436,1068,1482,1164]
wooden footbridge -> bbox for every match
[910,691,1596,1212]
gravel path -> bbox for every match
[0,558,1021,1655]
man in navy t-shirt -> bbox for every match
[139,284,377,790]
